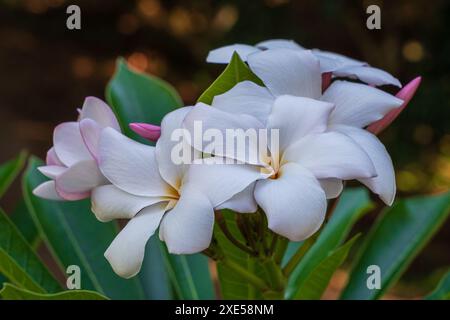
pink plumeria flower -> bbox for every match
[129,123,161,142]
[207,39,401,88]
[33,97,121,201]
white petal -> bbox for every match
[282,132,376,180]
[156,107,196,190]
[99,128,175,198]
[91,185,167,222]
[206,44,260,64]
[105,203,166,279]
[312,49,366,69]
[79,96,121,130]
[159,187,214,254]
[53,122,93,167]
[322,81,403,128]
[46,147,64,166]
[268,95,334,151]
[212,81,274,125]
[37,165,66,179]
[254,163,327,241]
[332,125,396,205]
[79,118,102,161]
[247,49,321,99]
[183,103,266,165]
[319,178,344,199]
[184,160,264,207]
[55,159,107,196]
[333,65,402,87]
[255,39,304,50]
[216,183,257,213]
[32,181,64,201]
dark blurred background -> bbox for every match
[0,0,449,298]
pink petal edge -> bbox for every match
[367,76,422,135]
[129,123,161,142]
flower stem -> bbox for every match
[273,237,289,265]
[215,211,256,255]
[221,259,269,291]
[283,232,319,277]
[263,259,286,291]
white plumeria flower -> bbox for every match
[183,95,378,241]
[33,97,120,201]
[201,49,403,205]
[92,107,262,278]
[206,39,401,87]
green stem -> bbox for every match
[283,233,319,277]
[221,259,269,291]
[273,237,289,265]
[263,259,286,291]
[216,211,255,255]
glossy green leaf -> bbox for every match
[341,191,450,300]
[425,269,450,300]
[0,207,60,293]
[294,234,360,300]
[0,151,27,198]
[0,283,108,300]
[198,52,263,105]
[10,201,39,247]
[286,188,373,299]
[215,211,266,300]
[22,157,146,300]
[160,242,214,300]
[106,58,182,144]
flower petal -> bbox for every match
[156,107,195,190]
[216,183,257,213]
[79,118,102,161]
[206,44,261,64]
[91,185,167,222]
[129,123,161,142]
[333,65,402,87]
[37,165,66,179]
[332,125,396,205]
[183,103,266,165]
[55,159,107,197]
[53,122,93,167]
[268,95,334,151]
[322,81,403,128]
[46,147,64,166]
[312,49,366,70]
[319,178,343,199]
[99,128,175,198]
[367,76,422,134]
[32,181,64,201]
[159,188,214,254]
[247,49,322,99]
[212,81,274,124]
[79,96,121,130]
[255,39,304,50]
[255,163,327,241]
[104,203,166,279]
[282,132,376,180]
[184,160,264,208]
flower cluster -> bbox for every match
[33,39,420,279]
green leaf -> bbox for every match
[294,234,360,300]
[198,52,263,105]
[215,211,266,300]
[22,157,146,300]
[0,151,27,198]
[341,191,450,300]
[160,242,214,300]
[0,283,108,300]
[106,58,182,144]
[10,201,39,247]
[425,270,450,300]
[285,188,373,299]
[0,207,60,293]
